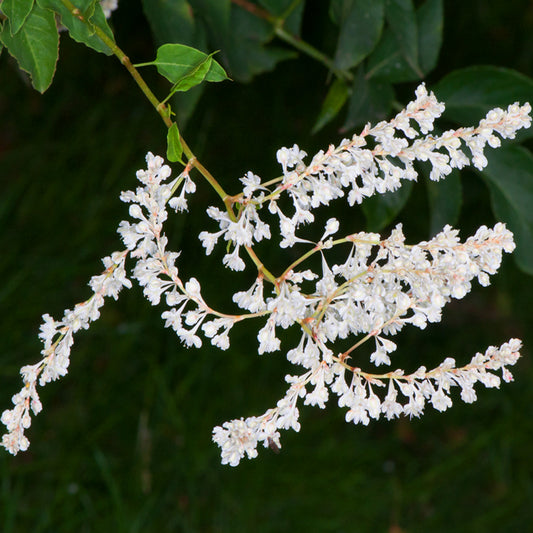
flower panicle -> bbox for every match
[199,84,531,269]
[207,85,530,466]
[1,250,131,455]
[3,86,530,463]
[213,338,521,466]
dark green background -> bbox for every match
[0,1,532,531]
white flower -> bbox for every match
[233,276,267,312]
[0,247,132,454]
[212,418,259,467]
[257,317,281,354]
[198,229,224,255]
[4,82,530,465]
[430,386,453,412]
[201,204,271,267]
[100,0,119,18]
[267,281,309,329]
[287,334,321,369]
[38,313,59,347]
[320,217,340,243]
[276,144,307,174]
[370,336,397,366]
[223,246,246,271]
[264,86,531,221]
[303,362,333,409]
[240,171,263,198]
[201,318,235,350]
[381,381,404,420]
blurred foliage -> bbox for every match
[0,0,532,532]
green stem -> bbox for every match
[58,0,232,207]
[273,26,352,83]
[245,246,278,285]
[231,0,351,82]
[279,234,373,281]
[58,0,277,280]
[63,0,173,128]
[279,242,324,281]
[279,0,304,20]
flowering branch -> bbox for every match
[1,48,530,466]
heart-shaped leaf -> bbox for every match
[140,44,229,91]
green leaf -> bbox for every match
[343,68,394,130]
[417,0,443,74]
[385,0,421,75]
[141,0,198,45]
[142,44,228,88]
[222,6,296,82]
[144,0,296,82]
[367,0,428,82]
[482,146,533,274]
[362,181,413,232]
[364,0,440,81]
[37,0,115,55]
[141,0,211,125]
[426,168,462,236]
[365,30,419,82]
[0,4,58,93]
[2,0,35,35]
[171,55,213,93]
[257,0,304,34]
[167,123,184,163]
[312,78,349,134]
[332,0,385,71]
[191,0,231,44]
[434,67,533,139]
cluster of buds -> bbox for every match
[1,85,530,463]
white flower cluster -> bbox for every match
[1,250,131,455]
[199,84,531,262]
[118,153,243,350]
[214,338,521,466]
[199,203,271,271]
[0,153,207,456]
[208,85,530,465]
[1,86,530,463]
[211,221,520,465]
